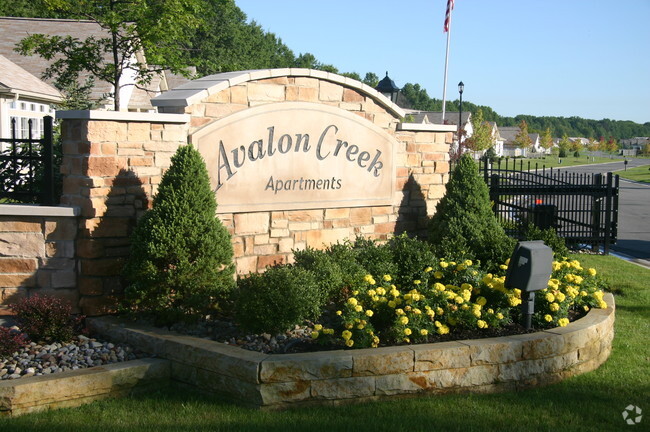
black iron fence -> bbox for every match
[476,158,619,253]
[449,157,619,253]
[0,116,55,205]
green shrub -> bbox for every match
[293,247,345,303]
[559,148,568,158]
[234,266,321,333]
[428,154,515,271]
[11,295,83,342]
[122,144,234,325]
[351,237,397,280]
[521,223,570,257]
[386,233,436,287]
[573,150,580,157]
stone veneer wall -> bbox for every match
[56,111,190,315]
[0,205,79,313]
[56,69,455,315]
[87,293,615,408]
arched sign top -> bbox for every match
[151,68,405,118]
[191,102,397,213]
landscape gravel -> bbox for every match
[0,326,149,381]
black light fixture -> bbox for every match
[375,72,400,104]
[458,81,464,150]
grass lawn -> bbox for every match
[1,254,647,432]
[614,164,650,183]
[494,155,623,170]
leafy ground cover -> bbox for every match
[1,254,646,432]
[614,164,650,183]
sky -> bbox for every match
[235,0,650,124]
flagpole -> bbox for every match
[442,25,451,122]
[441,0,453,122]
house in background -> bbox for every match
[0,54,61,138]
[498,126,545,157]
[0,16,191,125]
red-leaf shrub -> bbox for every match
[10,295,84,342]
[0,327,29,357]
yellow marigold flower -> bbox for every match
[324,328,334,335]
[446,291,457,300]
[413,308,422,315]
[434,282,446,291]
[376,287,386,295]
[496,312,504,320]
[556,292,566,302]
[434,320,442,328]
[464,259,473,266]
[588,268,597,276]
[593,290,604,300]
[311,331,320,339]
[404,293,412,301]
[544,314,553,322]
[420,329,428,336]
[314,324,323,331]
[364,274,376,284]
[456,264,466,271]
[404,328,412,336]
[473,309,481,318]
[345,339,354,347]
[438,325,450,335]
[403,337,411,343]
[434,271,443,279]
[513,288,521,298]
[440,261,449,268]
[425,266,433,273]
[426,309,435,318]
[436,307,444,316]
[388,300,397,308]
[545,293,556,303]
[336,310,342,316]
[414,280,422,285]
[598,300,607,309]
[356,324,365,330]
[558,318,569,327]
[583,305,590,312]
[477,320,488,329]
[400,316,409,325]
[348,297,358,306]
[500,264,508,270]
[476,296,487,306]
[580,290,588,297]
[365,309,374,317]
[390,288,400,297]
[549,302,560,312]
[383,274,392,282]
[454,296,464,304]
[395,308,405,315]
[462,289,472,302]
[342,330,352,340]
[461,304,470,311]
[573,275,583,285]
[367,289,376,296]
[508,296,521,307]
[505,258,510,266]
[355,305,363,312]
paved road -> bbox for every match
[556,158,650,265]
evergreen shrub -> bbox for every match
[386,234,436,287]
[234,266,321,333]
[292,247,345,304]
[122,145,234,325]
[428,154,515,270]
[521,223,570,257]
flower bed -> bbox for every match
[87,292,615,408]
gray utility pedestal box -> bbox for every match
[505,240,554,329]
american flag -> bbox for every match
[444,0,454,32]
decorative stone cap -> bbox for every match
[0,204,79,217]
[151,68,406,118]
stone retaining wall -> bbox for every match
[0,205,79,312]
[0,358,170,417]
[88,293,615,408]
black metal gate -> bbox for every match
[480,159,619,253]
[0,116,55,205]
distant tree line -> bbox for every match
[3,0,647,139]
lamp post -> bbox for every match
[375,72,400,104]
[458,81,464,153]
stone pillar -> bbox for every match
[57,111,189,315]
